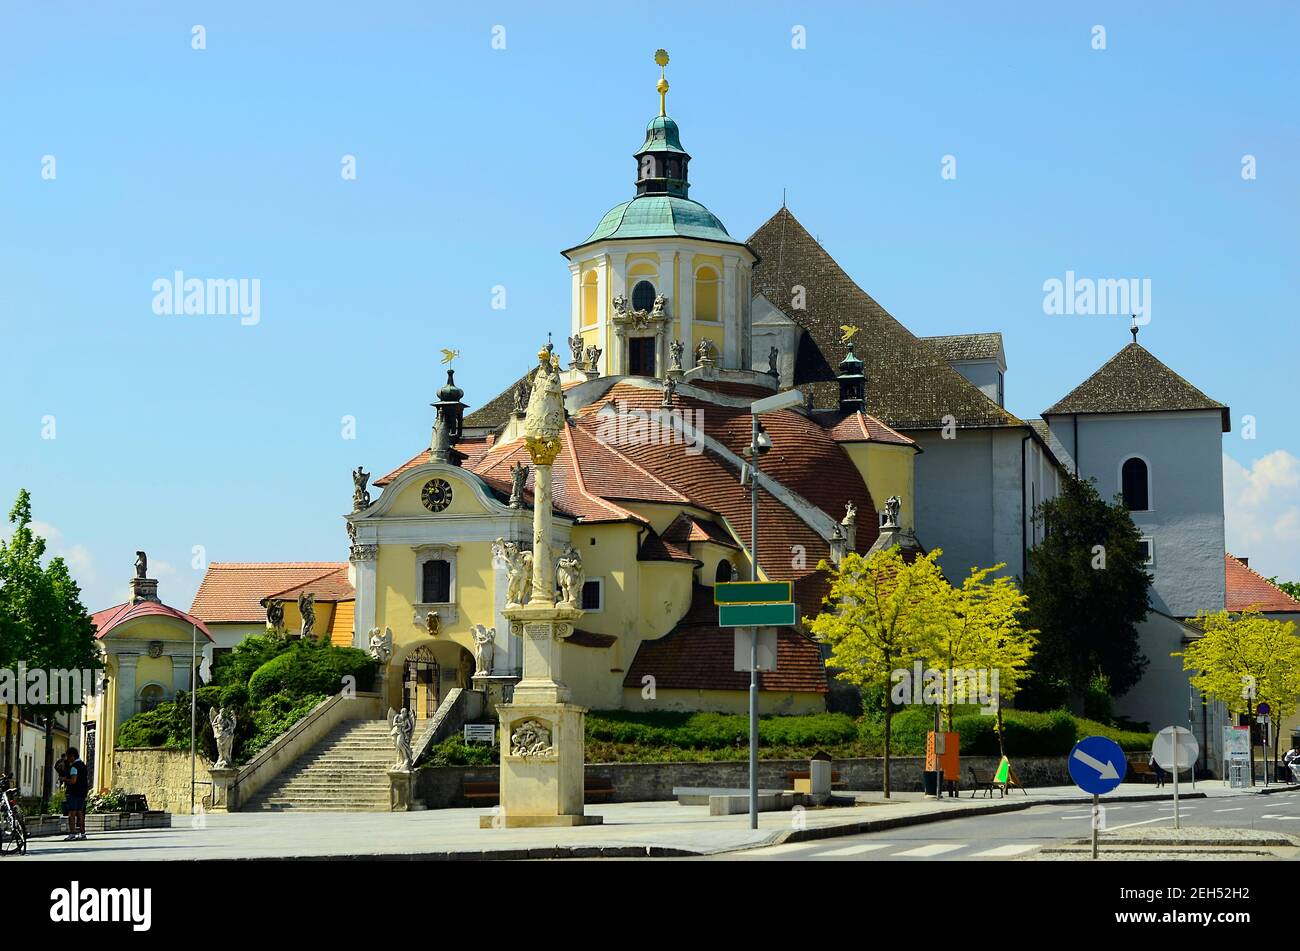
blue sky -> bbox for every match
[1,1,1297,612]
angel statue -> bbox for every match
[352,466,371,511]
[298,591,316,639]
[584,345,602,372]
[471,624,496,677]
[209,707,238,769]
[556,546,585,608]
[669,338,685,371]
[264,598,285,634]
[367,626,393,666]
[567,333,585,366]
[498,539,533,606]
[389,707,415,772]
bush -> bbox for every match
[116,705,175,749]
[247,642,375,702]
[242,691,327,760]
[421,736,499,768]
[1084,673,1114,724]
[87,788,127,813]
[585,710,858,750]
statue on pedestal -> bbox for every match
[567,334,585,367]
[367,627,393,666]
[584,345,602,371]
[471,624,496,677]
[669,339,685,372]
[696,339,715,366]
[651,294,668,318]
[352,466,371,511]
[298,591,316,639]
[210,707,237,769]
[389,708,414,771]
[556,547,584,607]
[768,345,780,380]
[884,495,901,529]
[134,551,148,579]
[523,348,565,464]
[509,461,529,508]
[500,540,533,606]
[512,379,531,416]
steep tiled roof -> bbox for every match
[748,208,1022,429]
[91,601,212,641]
[191,563,347,623]
[662,512,740,550]
[1044,343,1230,431]
[463,369,532,429]
[1225,554,1300,614]
[817,410,918,447]
[623,585,827,693]
[374,437,494,487]
[638,527,699,563]
[923,332,1005,365]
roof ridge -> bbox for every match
[561,422,641,523]
[572,416,691,503]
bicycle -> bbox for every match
[0,775,27,856]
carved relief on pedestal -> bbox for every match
[509,717,555,759]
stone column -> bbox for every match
[115,653,139,736]
[350,544,378,649]
[722,257,738,368]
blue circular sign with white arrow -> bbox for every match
[1068,735,1128,795]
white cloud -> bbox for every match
[1224,450,1300,582]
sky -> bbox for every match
[1,2,1297,613]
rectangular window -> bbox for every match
[422,559,451,602]
[1137,537,1154,566]
[581,578,603,612]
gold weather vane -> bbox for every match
[440,348,461,365]
[655,49,670,116]
[839,325,859,346]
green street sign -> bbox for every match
[714,581,793,605]
[718,602,797,627]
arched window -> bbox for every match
[694,266,720,322]
[631,279,656,313]
[581,270,599,327]
[715,560,735,584]
[1121,457,1150,512]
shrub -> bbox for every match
[220,682,250,710]
[247,642,375,702]
[241,692,328,761]
[1084,673,1114,724]
[421,737,499,768]
[87,788,127,813]
[116,705,176,749]
[584,710,858,750]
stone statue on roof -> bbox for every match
[509,461,529,508]
[585,345,602,370]
[696,339,715,366]
[265,598,285,634]
[884,495,901,529]
[651,294,668,318]
[352,466,371,511]
[298,591,316,639]
[513,377,531,416]
[669,339,684,371]
[567,334,585,367]
[768,346,780,379]
[134,551,148,579]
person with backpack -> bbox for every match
[62,748,88,841]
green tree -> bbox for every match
[1022,475,1150,710]
[808,547,949,797]
[1177,609,1300,780]
[0,491,101,808]
[937,565,1037,759]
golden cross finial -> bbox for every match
[655,49,670,116]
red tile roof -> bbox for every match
[91,601,212,641]
[267,566,355,604]
[374,437,494,487]
[819,410,918,448]
[662,512,739,550]
[191,562,348,623]
[1225,554,1300,614]
[623,586,827,693]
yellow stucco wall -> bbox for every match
[842,442,916,531]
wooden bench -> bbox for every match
[1128,760,1158,783]
[461,778,616,804]
[784,770,847,790]
[967,767,999,798]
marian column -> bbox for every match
[482,345,602,828]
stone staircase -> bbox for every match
[244,720,394,812]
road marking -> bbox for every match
[1213,807,1244,813]
[972,843,1038,857]
[744,841,827,856]
[1261,814,1299,820]
[1060,815,1092,820]
[817,843,893,857]
[1105,816,1171,831]
[893,843,965,857]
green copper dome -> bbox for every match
[575,195,740,248]
[639,115,687,154]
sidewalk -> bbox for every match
[23,782,1296,861]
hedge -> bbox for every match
[247,643,375,702]
[585,710,858,749]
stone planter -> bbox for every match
[86,812,126,832]
[143,811,171,829]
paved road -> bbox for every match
[707,789,1300,861]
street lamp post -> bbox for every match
[744,388,804,830]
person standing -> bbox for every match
[1149,752,1167,788]
[62,747,88,841]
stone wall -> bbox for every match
[415,751,1154,808]
[113,748,214,814]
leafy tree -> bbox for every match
[1022,475,1150,710]
[0,491,101,808]
[1177,609,1300,779]
[809,547,949,797]
[935,565,1037,759]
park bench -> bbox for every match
[967,767,999,798]
[1129,760,1158,783]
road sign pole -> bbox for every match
[1091,794,1099,859]
[1172,729,1179,830]
[749,413,760,832]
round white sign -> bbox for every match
[1152,726,1199,771]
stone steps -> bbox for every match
[244,718,397,812]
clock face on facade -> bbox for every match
[421,478,453,513]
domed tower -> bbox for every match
[561,50,757,380]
